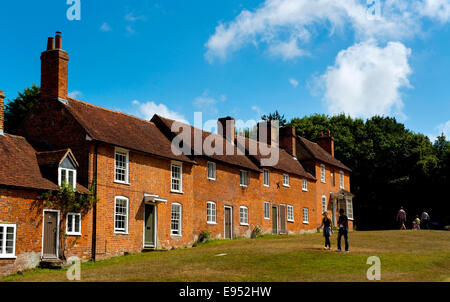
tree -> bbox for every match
[261,110,287,127]
[4,84,40,134]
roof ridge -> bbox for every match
[67,97,156,125]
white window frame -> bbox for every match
[283,174,290,187]
[58,167,77,190]
[171,162,183,193]
[287,205,294,222]
[303,208,309,224]
[320,165,326,183]
[302,179,308,191]
[207,201,217,224]
[264,202,270,220]
[240,206,249,226]
[114,148,129,184]
[321,195,327,214]
[0,223,17,259]
[346,198,354,220]
[171,203,183,236]
[263,169,270,187]
[207,162,216,180]
[66,213,81,236]
[340,171,345,189]
[240,170,249,187]
[114,196,129,234]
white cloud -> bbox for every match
[289,78,299,87]
[131,100,187,123]
[125,13,147,22]
[435,120,450,139]
[419,0,450,23]
[100,22,112,32]
[205,0,448,62]
[126,25,135,35]
[193,90,226,116]
[317,40,412,118]
[251,105,263,118]
[68,90,83,99]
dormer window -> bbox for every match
[58,152,78,190]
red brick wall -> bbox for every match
[92,143,195,260]
[0,186,92,277]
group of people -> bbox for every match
[319,209,349,252]
[396,207,431,230]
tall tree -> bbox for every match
[261,110,287,127]
[4,84,40,134]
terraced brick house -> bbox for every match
[0,33,353,277]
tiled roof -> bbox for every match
[296,136,351,172]
[152,115,261,172]
[64,98,194,164]
[0,134,88,192]
[36,149,75,169]
[237,137,315,180]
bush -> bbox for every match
[198,230,211,243]
[251,225,263,238]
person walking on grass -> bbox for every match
[319,212,332,250]
[336,209,349,252]
[421,210,430,230]
[396,207,407,230]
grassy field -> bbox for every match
[2,230,449,282]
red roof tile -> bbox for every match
[63,98,194,164]
[296,136,351,172]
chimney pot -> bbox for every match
[218,116,236,143]
[47,37,55,51]
[327,130,331,137]
[55,32,62,49]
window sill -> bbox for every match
[240,223,249,226]
[263,184,269,187]
[170,190,184,194]
[302,189,308,192]
[288,220,294,223]
[171,234,182,237]
[283,184,290,188]
[114,181,131,186]
[0,255,17,259]
[240,185,248,188]
[321,181,326,184]
[207,178,216,181]
[303,222,309,225]
[264,217,270,220]
[348,218,354,221]
[66,233,81,236]
[207,222,217,225]
[114,231,129,235]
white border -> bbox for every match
[207,201,217,224]
[143,203,157,248]
[170,202,183,236]
[170,161,183,193]
[0,223,17,259]
[263,169,270,187]
[66,213,81,236]
[114,147,130,185]
[239,206,249,226]
[207,161,216,181]
[114,196,129,234]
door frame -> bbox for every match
[41,209,60,259]
[280,203,287,234]
[224,206,233,239]
[142,203,157,249]
[272,205,279,234]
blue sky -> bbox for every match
[1,0,449,140]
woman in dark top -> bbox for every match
[319,212,332,250]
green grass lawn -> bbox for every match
[2,230,449,282]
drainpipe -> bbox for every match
[91,142,98,262]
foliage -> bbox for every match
[289,113,450,230]
[38,181,97,215]
[4,84,40,134]
[197,230,212,244]
[261,110,287,127]
[251,225,263,238]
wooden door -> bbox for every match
[224,207,232,239]
[280,205,287,234]
[43,211,58,258]
[272,206,278,234]
[144,204,155,247]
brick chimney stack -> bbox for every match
[218,116,236,143]
[40,32,69,100]
[279,126,296,156]
[0,90,5,135]
[257,119,279,146]
[316,130,334,157]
